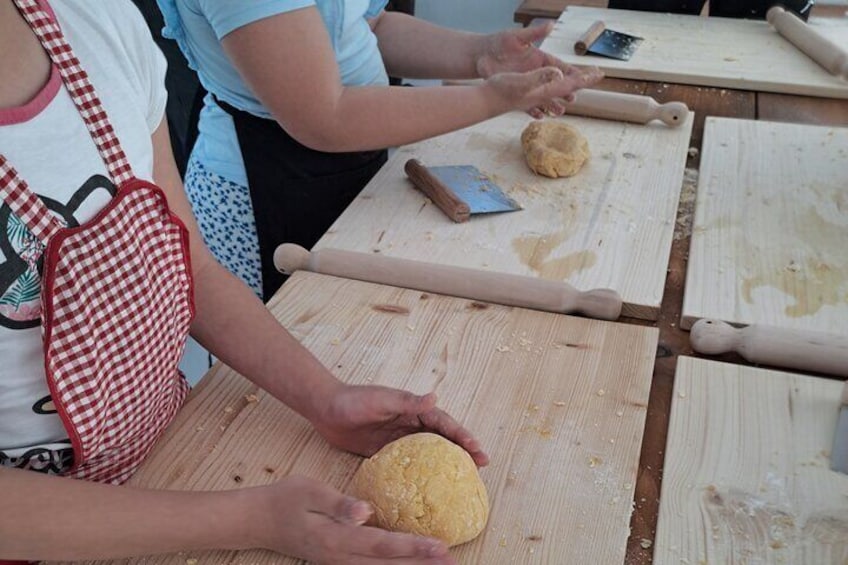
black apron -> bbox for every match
[216,98,387,301]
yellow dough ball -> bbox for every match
[349,432,489,547]
[521,121,590,178]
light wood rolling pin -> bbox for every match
[274,244,623,320]
[566,89,689,127]
[766,6,848,79]
[690,319,848,377]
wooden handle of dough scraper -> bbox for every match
[767,6,848,79]
[274,244,623,320]
[405,159,470,223]
[690,319,848,377]
[567,89,689,127]
[574,20,606,55]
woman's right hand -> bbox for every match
[244,475,455,564]
[484,65,603,118]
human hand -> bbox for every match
[484,65,603,118]
[310,385,489,467]
[476,22,573,78]
[246,475,455,564]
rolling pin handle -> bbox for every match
[689,319,740,355]
[574,20,606,55]
[658,102,690,127]
[574,288,623,321]
[273,243,311,275]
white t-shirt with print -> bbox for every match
[0,0,167,473]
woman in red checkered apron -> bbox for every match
[0,1,486,562]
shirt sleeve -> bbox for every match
[121,2,170,134]
[365,0,389,19]
[197,0,316,40]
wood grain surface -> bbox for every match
[69,272,658,565]
[682,117,848,332]
[541,7,848,99]
[654,357,848,564]
[315,110,694,321]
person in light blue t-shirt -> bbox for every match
[157,0,602,301]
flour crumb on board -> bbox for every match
[553,400,566,407]
[245,394,258,403]
[589,455,603,468]
[223,406,233,414]
[185,559,198,565]
[640,538,653,549]
[674,168,699,241]
[615,410,624,417]
[496,344,511,353]
[678,390,687,398]
[330,338,341,345]
[596,389,606,397]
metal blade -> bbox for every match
[588,29,643,61]
[831,406,848,474]
[429,165,522,215]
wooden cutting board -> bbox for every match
[316,110,694,320]
[654,357,848,564]
[541,7,848,99]
[681,117,848,332]
[68,272,658,565]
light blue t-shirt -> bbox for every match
[158,0,390,186]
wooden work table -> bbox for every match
[73,27,846,565]
[514,0,848,25]
[583,75,846,563]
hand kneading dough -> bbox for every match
[521,121,590,178]
[349,432,489,547]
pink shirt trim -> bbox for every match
[0,0,61,126]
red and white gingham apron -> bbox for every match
[0,0,195,485]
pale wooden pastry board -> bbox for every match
[68,272,658,564]
[316,110,694,321]
[681,117,848,332]
[541,7,848,99]
[654,356,848,564]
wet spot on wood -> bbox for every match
[372,304,410,314]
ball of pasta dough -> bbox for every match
[521,121,590,178]
[349,432,489,547]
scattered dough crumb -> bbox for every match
[245,394,258,403]
[553,401,566,407]
[640,538,653,549]
[597,389,606,397]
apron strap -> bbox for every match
[12,0,135,187]
[0,157,63,242]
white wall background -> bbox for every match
[415,1,524,33]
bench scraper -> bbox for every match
[405,159,521,223]
[574,20,643,61]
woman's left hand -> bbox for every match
[476,22,572,79]
[311,385,489,466]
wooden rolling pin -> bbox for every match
[274,244,623,320]
[767,6,848,79]
[567,89,689,127]
[690,319,848,377]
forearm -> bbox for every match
[188,260,341,419]
[0,467,254,561]
[289,83,505,152]
[371,11,484,79]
